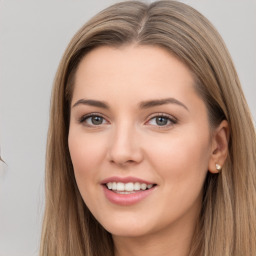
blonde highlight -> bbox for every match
[40,1,256,255]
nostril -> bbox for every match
[110,159,136,167]
[107,136,144,166]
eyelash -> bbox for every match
[146,113,177,128]
[79,112,177,128]
[79,113,108,126]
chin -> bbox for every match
[99,217,155,238]
[107,226,150,238]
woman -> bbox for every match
[40,1,256,255]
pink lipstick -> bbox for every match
[101,176,157,206]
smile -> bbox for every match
[106,182,154,194]
[101,177,157,206]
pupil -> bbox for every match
[92,116,103,125]
[156,117,167,126]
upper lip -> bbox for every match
[101,176,155,185]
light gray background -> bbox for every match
[0,1,255,256]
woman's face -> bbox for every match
[68,45,213,238]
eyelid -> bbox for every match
[79,112,110,126]
[145,112,177,127]
[78,112,177,128]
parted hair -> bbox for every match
[40,1,256,255]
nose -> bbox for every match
[107,123,143,167]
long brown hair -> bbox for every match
[40,1,256,255]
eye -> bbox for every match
[147,114,176,127]
[80,114,108,126]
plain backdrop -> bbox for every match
[0,0,255,255]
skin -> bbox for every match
[68,45,229,256]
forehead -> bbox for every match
[73,45,196,102]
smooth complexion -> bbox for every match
[68,45,229,256]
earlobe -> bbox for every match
[208,120,229,174]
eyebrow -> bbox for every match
[139,98,189,111]
[72,97,188,111]
[72,99,110,109]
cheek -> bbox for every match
[146,127,210,189]
[146,130,210,222]
[68,131,107,183]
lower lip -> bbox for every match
[102,185,156,206]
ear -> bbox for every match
[208,120,229,173]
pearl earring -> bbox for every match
[216,164,222,171]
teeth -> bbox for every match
[116,182,124,191]
[134,182,140,191]
[116,191,136,194]
[107,183,112,189]
[125,182,134,191]
[147,184,153,189]
[112,182,117,190]
[106,182,154,192]
[141,183,147,190]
